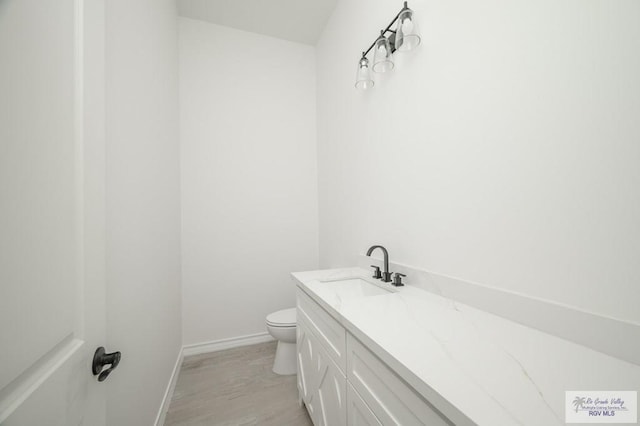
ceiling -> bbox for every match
[177,0,338,45]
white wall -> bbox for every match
[317,0,640,323]
[179,18,319,346]
[105,0,182,424]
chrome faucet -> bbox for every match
[366,245,392,282]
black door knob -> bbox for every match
[92,347,121,382]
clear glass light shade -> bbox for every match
[373,34,394,73]
[395,7,421,52]
[355,56,374,90]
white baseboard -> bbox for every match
[154,346,184,426]
[182,332,275,357]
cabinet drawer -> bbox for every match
[297,288,346,372]
[347,334,451,426]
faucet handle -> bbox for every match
[370,265,382,279]
[392,273,406,287]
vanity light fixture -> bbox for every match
[355,53,374,90]
[373,30,394,73]
[355,1,421,90]
[395,3,421,51]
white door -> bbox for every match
[0,0,108,424]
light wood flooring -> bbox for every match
[164,341,313,426]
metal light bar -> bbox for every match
[361,1,409,57]
[355,1,420,89]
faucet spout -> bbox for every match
[366,245,392,282]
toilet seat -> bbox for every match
[266,308,296,327]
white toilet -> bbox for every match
[266,308,297,375]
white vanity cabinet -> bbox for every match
[296,288,451,426]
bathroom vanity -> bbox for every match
[294,271,459,425]
[296,284,451,425]
[292,267,640,426]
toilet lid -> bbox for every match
[266,308,296,327]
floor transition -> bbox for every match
[165,341,312,425]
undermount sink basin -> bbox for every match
[317,277,391,299]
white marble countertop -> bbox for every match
[291,267,640,426]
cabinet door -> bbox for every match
[297,312,347,426]
[347,383,383,426]
[315,343,347,426]
[297,317,318,421]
